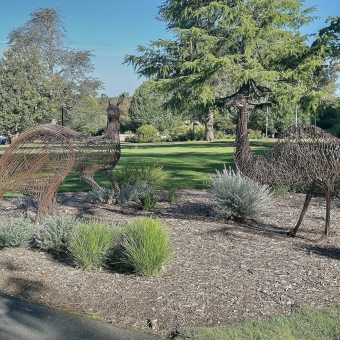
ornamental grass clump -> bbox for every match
[210,165,273,221]
[37,213,80,253]
[69,221,115,270]
[114,217,172,276]
[0,218,35,248]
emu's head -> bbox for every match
[232,93,247,108]
[101,94,125,122]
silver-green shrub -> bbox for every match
[0,218,35,248]
[37,213,80,252]
[210,165,273,221]
[87,186,117,204]
[69,220,115,269]
[118,181,157,210]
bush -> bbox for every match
[113,217,172,276]
[214,130,226,139]
[87,186,117,204]
[114,161,167,189]
[128,125,160,143]
[118,181,157,210]
[69,221,115,269]
[0,218,35,248]
[210,165,273,221]
[37,213,80,253]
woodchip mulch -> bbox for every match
[0,189,340,338]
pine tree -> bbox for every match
[125,0,329,140]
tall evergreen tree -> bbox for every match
[0,8,102,137]
[124,0,329,140]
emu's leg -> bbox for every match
[106,170,120,195]
[317,184,333,242]
[287,180,315,237]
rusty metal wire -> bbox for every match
[43,94,124,195]
[0,127,74,222]
[233,93,340,240]
[0,94,123,222]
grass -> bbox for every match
[177,306,340,339]
[57,139,276,192]
[113,217,172,276]
[0,139,275,193]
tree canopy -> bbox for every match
[0,8,102,137]
[125,0,338,139]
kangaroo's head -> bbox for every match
[101,94,125,122]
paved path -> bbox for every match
[0,295,161,340]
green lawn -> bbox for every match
[60,139,275,192]
[177,306,340,340]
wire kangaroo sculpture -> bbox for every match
[0,127,75,222]
[41,94,124,197]
[233,93,340,242]
[0,94,123,222]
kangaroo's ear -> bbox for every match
[117,94,125,106]
[101,94,110,105]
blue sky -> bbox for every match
[0,0,338,97]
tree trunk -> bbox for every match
[205,106,214,141]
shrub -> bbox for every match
[214,130,226,139]
[210,165,273,221]
[129,125,160,143]
[0,218,35,248]
[37,213,80,253]
[118,181,157,210]
[69,221,115,269]
[169,124,191,141]
[87,186,117,204]
[167,188,178,203]
[113,217,172,276]
[114,161,167,189]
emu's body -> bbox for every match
[233,94,340,241]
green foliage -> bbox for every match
[210,165,273,221]
[125,0,331,136]
[128,124,160,143]
[118,181,157,210]
[247,129,263,139]
[0,8,102,136]
[66,97,106,135]
[139,192,157,210]
[128,81,181,132]
[167,188,178,203]
[113,217,172,276]
[69,221,115,269]
[114,161,167,189]
[168,123,206,141]
[87,186,117,204]
[0,218,35,248]
[37,213,80,253]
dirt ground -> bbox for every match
[0,189,340,338]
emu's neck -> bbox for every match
[234,107,254,175]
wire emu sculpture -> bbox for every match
[233,93,340,241]
[0,94,123,222]
[0,127,75,222]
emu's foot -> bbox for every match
[313,233,329,243]
[287,230,297,237]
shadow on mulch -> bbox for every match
[207,219,290,240]
[297,244,340,260]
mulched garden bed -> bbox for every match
[0,189,340,338]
